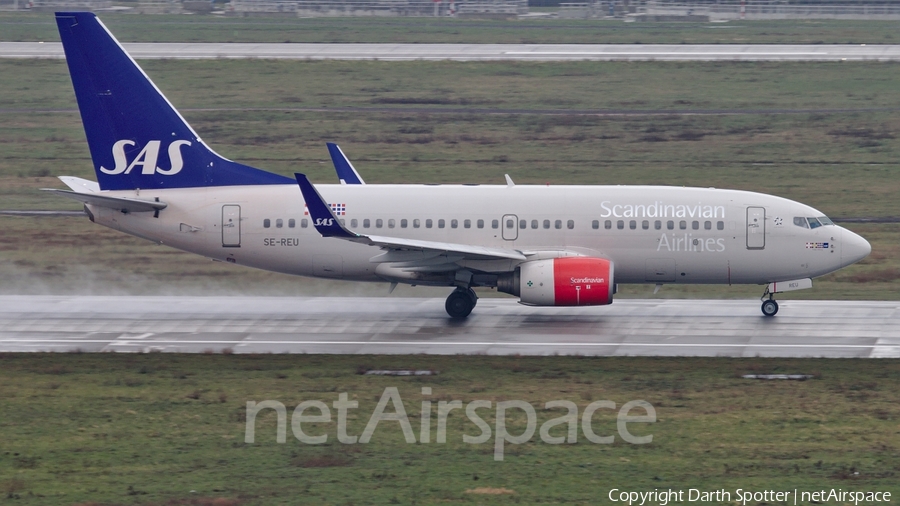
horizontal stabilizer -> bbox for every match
[42,188,167,213]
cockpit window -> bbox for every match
[795,216,834,229]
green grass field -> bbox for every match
[1,354,899,505]
[1,58,897,298]
[3,12,900,44]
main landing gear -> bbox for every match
[760,287,779,317]
[446,287,478,319]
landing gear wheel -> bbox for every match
[446,289,476,319]
[761,299,779,317]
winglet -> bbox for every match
[327,143,366,185]
[294,173,358,239]
[505,174,515,188]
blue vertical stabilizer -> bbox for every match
[55,12,293,190]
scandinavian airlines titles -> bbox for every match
[600,201,726,219]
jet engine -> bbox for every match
[497,257,614,306]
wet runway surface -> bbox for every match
[1,296,897,357]
[4,42,900,61]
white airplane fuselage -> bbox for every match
[54,11,872,317]
[88,183,870,286]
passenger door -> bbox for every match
[222,205,241,248]
[746,206,765,250]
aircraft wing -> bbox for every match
[327,143,366,185]
[295,173,525,262]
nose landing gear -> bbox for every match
[760,286,778,317]
[446,287,478,319]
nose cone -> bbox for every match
[841,227,871,267]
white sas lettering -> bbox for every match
[314,218,334,227]
[100,139,135,175]
[156,140,191,175]
[101,139,192,176]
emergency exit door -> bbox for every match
[746,206,765,250]
[502,214,518,241]
[222,205,241,247]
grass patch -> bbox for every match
[0,354,899,504]
[2,13,900,44]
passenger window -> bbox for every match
[477,219,484,229]
[605,220,612,230]
[288,219,296,228]
[642,220,649,230]
[438,219,445,229]
[401,219,408,228]
[654,220,661,230]
[629,220,637,230]
[388,219,395,229]
[340,219,345,226]
[519,219,527,229]
[301,219,308,228]
[506,219,514,229]
[704,221,712,230]
[692,221,699,230]
[376,219,383,228]
[592,220,600,230]
[667,220,674,230]
[464,219,471,229]
[451,219,458,229]
[543,219,551,229]
[363,219,371,229]
[617,220,624,230]
[263,219,271,228]
[276,219,283,228]
[351,219,358,228]
[555,220,562,229]
[492,219,499,229]
[567,220,574,230]
[717,221,724,230]
[413,219,420,228]
[679,220,687,230]
[426,219,433,228]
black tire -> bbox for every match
[761,299,779,317]
[446,290,475,319]
[466,287,478,306]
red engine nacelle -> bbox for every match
[498,257,614,306]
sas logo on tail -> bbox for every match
[314,218,335,227]
[100,140,192,175]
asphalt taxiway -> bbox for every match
[3,42,900,61]
[1,296,897,357]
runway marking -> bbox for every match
[0,339,880,348]
[503,51,826,56]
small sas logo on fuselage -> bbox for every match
[100,140,192,176]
